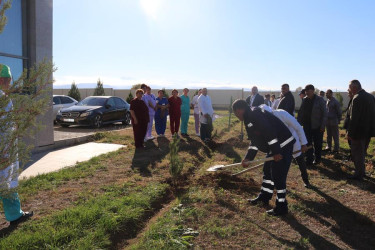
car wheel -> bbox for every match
[93,115,102,128]
[61,124,70,128]
[122,112,131,125]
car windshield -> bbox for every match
[77,97,107,107]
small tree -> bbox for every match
[126,91,134,103]
[67,81,81,101]
[162,88,169,98]
[93,78,105,96]
[335,92,343,107]
[0,0,11,33]
[169,134,182,185]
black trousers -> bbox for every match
[258,144,293,209]
[200,123,212,141]
[351,137,370,178]
[304,126,323,164]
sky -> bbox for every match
[53,0,375,91]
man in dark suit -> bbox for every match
[347,80,375,180]
[246,86,264,107]
[277,83,295,116]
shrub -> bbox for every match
[67,81,81,101]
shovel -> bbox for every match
[206,146,312,173]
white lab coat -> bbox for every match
[260,104,307,158]
[198,94,214,124]
[0,91,18,190]
[191,94,200,115]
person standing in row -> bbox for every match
[297,84,327,165]
[264,94,272,106]
[142,86,156,141]
[191,89,202,136]
[155,90,169,137]
[278,83,295,116]
[347,80,375,180]
[180,88,190,136]
[270,94,276,108]
[246,86,264,107]
[130,89,149,148]
[325,89,342,153]
[0,64,33,225]
[168,89,182,137]
[343,90,354,161]
[198,88,214,142]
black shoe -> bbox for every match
[306,161,314,167]
[323,148,331,152]
[347,175,363,181]
[304,182,312,188]
[248,196,269,206]
[266,208,288,216]
[10,211,33,225]
[313,160,321,165]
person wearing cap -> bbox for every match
[0,64,33,225]
[297,84,327,166]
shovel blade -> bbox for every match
[206,165,225,172]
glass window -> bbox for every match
[107,98,115,107]
[53,96,61,105]
[0,56,23,81]
[78,97,107,107]
[114,98,125,108]
[61,96,74,104]
[0,0,23,56]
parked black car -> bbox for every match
[56,96,131,128]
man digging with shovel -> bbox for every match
[232,99,295,216]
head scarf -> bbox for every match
[0,64,12,78]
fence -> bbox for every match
[53,88,352,110]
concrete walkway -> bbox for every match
[20,142,125,179]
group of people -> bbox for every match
[234,80,375,216]
[129,84,214,149]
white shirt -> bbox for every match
[0,90,19,189]
[198,94,214,124]
[260,104,307,158]
[191,94,200,114]
[272,98,281,110]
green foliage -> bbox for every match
[0,60,55,194]
[126,91,134,103]
[131,83,142,90]
[0,182,169,249]
[0,0,11,33]
[93,78,105,96]
[335,92,343,107]
[162,88,169,98]
[169,134,182,183]
[67,81,81,101]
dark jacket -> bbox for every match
[348,89,375,139]
[277,91,295,116]
[326,97,342,126]
[298,95,327,130]
[246,94,264,107]
[244,107,295,160]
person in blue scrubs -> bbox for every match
[155,90,169,136]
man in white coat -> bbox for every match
[198,88,214,143]
[260,104,311,187]
[0,64,33,225]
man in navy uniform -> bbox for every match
[232,99,295,216]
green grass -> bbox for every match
[0,182,169,249]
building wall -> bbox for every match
[53,88,352,110]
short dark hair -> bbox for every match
[136,89,144,95]
[320,90,325,94]
[350,79,362,89]
[158,89,164,94]
[172,89,178,94]
[300,89,306,95]
[282,83,289,89]
[140,84,147,89]
[232,99,248,111]
[326,89,332,94]
[305,84,315,91]
[265,94,270,98]
[271,94,275,98]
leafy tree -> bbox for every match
[67,81,81,101]
[0,0,11,33]
[131,83,142,90]
[1,2,55,195]
[93,78,105,96]
[162,88,169,98]
[126,91,134,103]
[335,92,343,107]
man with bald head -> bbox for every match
[246,86,264,107]
[347,80,375,180]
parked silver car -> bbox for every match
[53,95,78,122]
